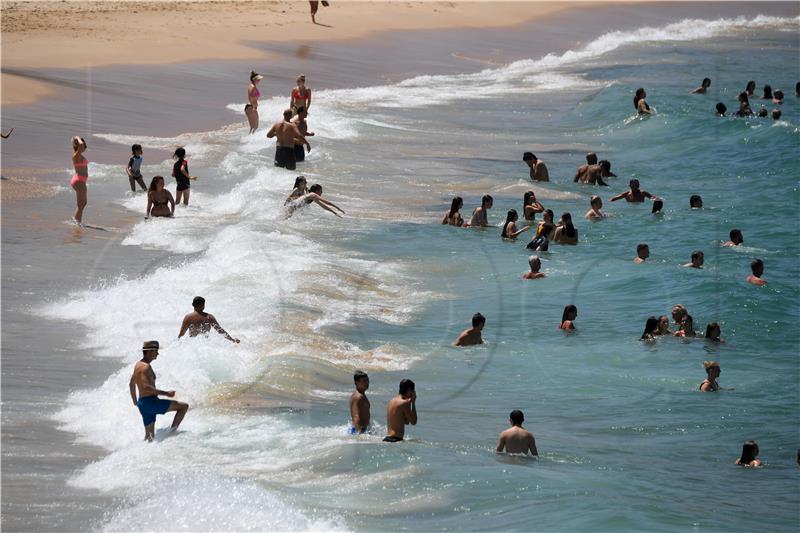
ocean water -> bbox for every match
[9,10,800,532]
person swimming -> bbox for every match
[699,361,720,392]
[553,212,578,245]
[285,175,308,204]
[500,209,529,240]
[634,243,649,264]
[640,316,659,341]
[522,255,546,280]
[735,92,753,117]
[585,195,606,220]
[656,315,671,336]
[634,87,651,115]
[715,102,727,116]
[772,108,782,120]
[746,259,766,286]
[760,84,773,100]
[689,195,703,209]
[611,179,659,203]
[683,250,704,269]
[705,322,723,343]
[286,184,345,218]
[675,314,696,338]
[442,196,465,226]
[745,80,756,97]
[560,305,577,331]
[692,78,711,94]
[522,190,544,222]
[772,90,784,104]
[735,440,763,467]
[723,229,743,247]
[652,199,664,215]
[453,313,485,347]
[465,195,493,228]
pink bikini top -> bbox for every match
[249,85,260,100]
[74,158,89,169]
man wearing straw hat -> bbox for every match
[129,341,189,442]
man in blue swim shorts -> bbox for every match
[129,341,189,442]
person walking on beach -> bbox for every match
[129,341,189,442]
[384,379,417,442]
[496,410,538,456]
[70,136,89,224]
[267,109,310,171]
[290,75,312,113]
[453,313,485,347]
[291,106,315,163]
[523,152,549,182]
[172,147,195,206]
[349,370,370,434]
[465,195,493,227]
[126,144,147,192]
[747,259,766,285]
[246,71,264,134]
[179,296,240,343]
[146,176,175,218]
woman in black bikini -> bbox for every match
[146,176,175,218]
[442,196,464,226]
[699,361,720,392]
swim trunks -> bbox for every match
[137,396,172,427]
[294,144,305,163]
[382,435,403,443]
[274,146,296,170]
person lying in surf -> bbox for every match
[286,184,345,218]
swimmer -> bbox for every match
[267,109,310,171]
[584,195,606,220]
[582,160,614,186]
[610,179,659,203]
[179,296,240,343]
[634,87,651,115]
[442,196,465,226]
[723,229,743,247]
[683,250,704,269]
[285,176,308,204]
[522,152,549,182]
[656,315,671,336]
[705,322,723,343]
[172,147,196,206]
[640,316,659,341]
[772,90,784,104]
[349,370,370,434]
[651,199,664,215]
[70,136,89,224]
[692,78,711,94]
[574,152,598,183]
[560,305,577,331]
[745,80,756,97]
[634,243,649,264]
[246,70,263,134]
[746,259,766,286]
[453,313,485,347]
[699,361,721,392]
[760,85,773,100]
[522,191,544,222]
[715,102,727,116]
[465,195,493,227]
[146,176,175,218]
[757,107,768,118]
[522,255,546,280]
[552,212,578,245]
[126,144,147,192]
[383,379,417,443]
[286,184,345,218]
[496,410,538,456]
[671,304,688,327]
[689,195,703,209]
[500,209,530,240]
[735,92,753,117]
[291,106,315,163]
[735,440,763,467]
[674,314,697,338]
[129,341,189,442]
[772,109,782,120]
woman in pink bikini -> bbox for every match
[246,71,263,134]
[290,75,312,113]
[70,136,89,224]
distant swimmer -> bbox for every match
[634,243,650,263]
[465,195,493,228]
[560,305,577,331]
[772,109,782,120]
[656,315,671,335]
[581,160,614,186]
[522,190,544,222]
[715,102,727,116]
[692,78,711,94]
[761,85,773,100]
[757,106,768,118]
[735,440,763,467]
[129,341,189,442]
[735,92,753,117]
[634,87,651,115]
[522,255,546,280]
[683,250,704,269]
[584,195,606,220]
[126,144,147,192]
[172,147,196,207]
[674,314,697,338]
[285,175,308,204]
[500,209,530,240]
[290,75,312,113]
[179,296,240,343]
[651,199,664,215]
[689,195,703,209]
[705,322,723,343]
[384,379,417,442]
[522,152,549,182]
[671,304,688,327]
[640,316,659,341]
[699,361,721,392]
[723,229,743,247]
[745,80,756,97]
[291,106,314,163]
[746,259,766,286]
[453,313,485,347]
[496,410,538,456]
[146,176,175,218]
[267,109,310,171]
[610,179,659,203]
[552,212,578,245]
[442,196,465,226]
[574,152,598,183]
[0,128,13,139]
[286,183,345,218]
[247,70,263,134]
[349,370,370,434]
[70,136,89,224]
[772,90,784,104]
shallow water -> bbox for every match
[3,5,800,532]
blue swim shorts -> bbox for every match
[137,396,172,427]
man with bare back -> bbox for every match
[384,379,417,442]
[179,296,239,343]
[267,109,310,171]
[496,410,538,456]
[349,370,371,434]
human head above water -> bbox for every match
[636,243,649,257]
[751,258,764,277]
[528,255,541,271]
[398,378,415,396]
[509,410,524,426]
[590,195,602,208]
[690,195,703,208]
[481,194,493,208]
[701,77,711,88]
[283,108,293,121]
[309,184,322,194]
[472,312,486,329]
[522,152,537,163]
[599,160,612,175]
[651,199,663,214]
[705,323,721,340]
[250,70,263,83]
[629,178,640,190]
[691,250,704,266]
[586,152,598,165]
[729,228,743,244]
[142,340,159,358]
[772,108,782,120]
[562,304,577,322]
[746,80,756,94]
[739,440,759,464]
[715,102,727,115]
[148,175,165,192]
[192,296,205,310]
[293,175,307,189]
[671,304,687,322]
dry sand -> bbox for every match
[1,1,578,106]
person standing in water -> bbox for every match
[699,361,721,392]
[442,196,464,226]
[560,305,577,331]
[246,71,264,134]
[634,243,650,263]
[384,379,417,443]
[634,88,651,115]
[496,410,538,456]
[610,179,659,203]
[291,106,314,163]
[584,195,606,220]
[146,176,175,218]
[69,136,89,224]
[267,109,310,171]
[522,255,546,280]
[574,152,598,182]
[129,341,189,442]
[582,160,614,186]
[290,75,312,113]
[349,370,370,434]
[172,147,195,206]
[675,314,697,337]
[747,259,766,286]
[552,212,578,245]
[683,250,704,269]
[522,190,544,222]
[522,152,549,182]
[500,209,529,240]
[179,296,240,343]
[692,78,711,94]
[465,195,493,227]
[640,316,659,341]
[126,144,147,192]
[735,441,763,467]
[715,102,728,116]
[453,313,485,347]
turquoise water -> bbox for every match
[17,12,799,532]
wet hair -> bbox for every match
[739,441,759,465]
[629,178,640,189]
[689,195,703,208]
[522,152,536,162]
[528,255,540,270]
[682,314,694,331]
[590,195,601,207]
[691,250,703,263]
[481,194,493,208]
[543,209,554,223]
[398,379,415,396]
[523,190,536,207]
[774,90,784,100]
[309,184,322,194]
[586,152,598,165]
[250,70,260,82]
[641,316,658,339]
[745,80,756,94]
[192,296,205,308]
[772,109,782,120]
[293,176,307,189]
[729,229,743,243]
[705,322,720,340]
[738,91,750,104]
[472,312,486,328]
[633,87,646,109]
[761,85,773,99]
[651,199,663,213]
[560,213,577,238]
[715,102,727,115]
[131,144,142,154]
[283,108,293,120]
[703,360,719,373]
[72,135,86,148]
[296,106,306,114]
[448,196,464,218]
[637,243,648,253]
[173,147,186,160]
[757,107,768,118]
[148,175,164,193]
[702,77,711,87]
[354,370,369,384]
[751,259,763,274]
[509,410,524,426]
[501,209,519,238]
[599,160,611,174]
[562,305,577,322]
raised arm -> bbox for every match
[405,396,417,426]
